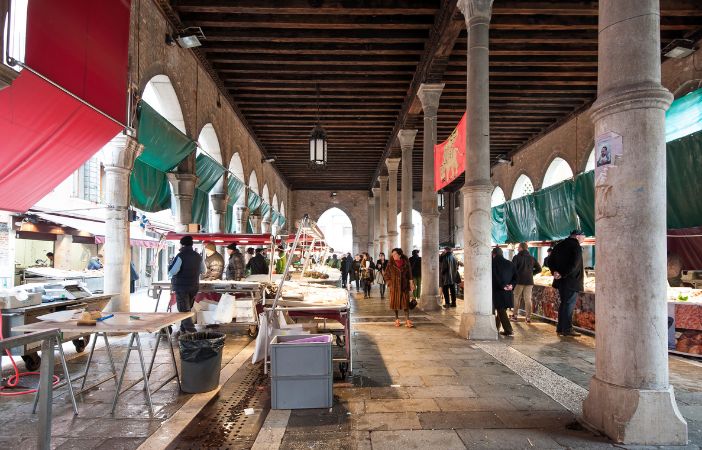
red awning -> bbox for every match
[0,0,131,213]
[165,233,276,246]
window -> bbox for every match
[542,157,574,188]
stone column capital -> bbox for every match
[371,187,380,197]
[385,157,401,174]
[457,0,493,24]
[103,135,143,172]
[167,172,198,198]
[368,197,375,206]
[378,175,389,188]
[210,192,228,214]
[397,129,418,151]
[417,83,445,117]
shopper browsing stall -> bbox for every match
[168,235,205,333]
[492,247,517,336]
[511,242,541,323]
[225,244,245,281]
[549,230,585,337]
[202,243,224,280]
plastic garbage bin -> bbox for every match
[178,331,226,393]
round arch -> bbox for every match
[249,170,259,194]
[542,157,574,188]
[229,152,246,206]
[271,193,279,234]
[396,209,423,251]
[584,147,596,172]
[142,75,186,134]
[491,186,506,207]
[318,207,353,255]
[262,184,271,231]
[511,174,534,200]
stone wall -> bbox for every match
[129,0,288,213]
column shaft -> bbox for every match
[367,197,375,255]
[581,0,686,444]
[103,136,142,312]
[210,192,228,233]
[385,158,401,251]
[457,0,498,340]
[167,173,197,232]
[378,176,389,257]
[372,188,381,258]
[398,130,417,252]
[237,206,250,234]
[417,84,444,311]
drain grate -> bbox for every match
[170,362,270,450]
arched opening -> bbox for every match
[396,209,423,251]
[585,147,596,172]
[272,193,279,235]
[318,207,353,255]
[511,174,534,200]
[491,186,506,207]
[542,157,574,188]
[247,170,259,232]
[280,202,286,228]
[262,184,271,232]
[197,124,224,232]
[142,75,186,133]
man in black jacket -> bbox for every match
[440,247,460,308]
[168,236,204,333]
[246,247,269,275]
[549,230,585,337]
[511,242,541,323]
[492,247,517,336]
[340,253,353,288]
[409,250,421,301]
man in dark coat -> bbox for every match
[543,247,553,268]
[409,250,421,301]
[168,235,205,333]
[246,248,269,275]
[440,247,460,308]
[511,242,541,322]
[492,247,517,336]
[340,253,353,288]
[549,230,585,337]
[225,244,245,280]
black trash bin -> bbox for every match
[178,331,226,393]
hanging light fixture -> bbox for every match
[437,190,445,211]
[309,83,328,169]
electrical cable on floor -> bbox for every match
[0,312,59,396]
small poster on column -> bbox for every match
[594,131,623,183]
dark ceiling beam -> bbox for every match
[179,13,434,29]
[490,1,702,16]
[171,0,438,15]
[201,41,424,54]
[369,0,463,188]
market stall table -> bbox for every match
[13,312,193,415]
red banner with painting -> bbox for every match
[434,112,466,191]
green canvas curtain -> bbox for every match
[505,196,538,243]
[247,190,263,212]
[533,181,578,240]
[491,204,508,244]
[246,219,254,234]
[130,101,197,212]
[259,202,271,219]
[224,176,246,233]
[667,130,702,229]
[270,211,280,229]
[574,171,595,237]
[278,215,286,227]
[666,88,702,142]
[192,154,226,230]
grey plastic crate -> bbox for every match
[270,334,333,409]
[270,334,332,377]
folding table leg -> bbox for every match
[146,332,162,382]
[134,333,154,415]
[110,333,135,415]
[37,337,54,450]
[164,326,181,388]
[80,331,100,390]
[56,340,78,415]
[102,333,118,386]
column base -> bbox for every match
[458,312,498,340]
[582,376,687,445]
[420,293,441,311]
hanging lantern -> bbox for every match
[309,122,327,169]
[437,190,445,211]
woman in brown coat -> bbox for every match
[384,248,415,328]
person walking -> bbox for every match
[549,230,586,337]
[246,248,269,275]
[385,248,415,328]
[168,236,205,334]
[361,253,374,298]
[376,252,388,298]
[340,252,353,288]
[351,254,362,291]
[225,244,245,281]
[492,247,517,336]
[440,246,460,308]
[409,250,421,302]
[511,242,541,323]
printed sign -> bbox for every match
[594,131,623,181]
[434,112,466,191]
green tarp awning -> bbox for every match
[270,211,280,229]
[259,202,271,220]
[666,88,702,142]
[505,195,538,243]
[667,130,702,229]
[574,171,595,237]
[224,176,246,233]
[533,181,579,240]
[192,153,226,230]
[491,204,508,244]
[130,101,197,212]
[247,190,263,213]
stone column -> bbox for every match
[378,176,389,257]
[103,135,143,312]
[417,83,444,311]
[167,173,197,233]
[237,206,249,234]
[456,0,497,339]
[210,192,228,233]
[371,187,381,258]
[581,1,687,444]
[385,158,401,251]
[250,214,262,234]
[398,129,417,252]
[367,197,375,255]
[261,216,272,234]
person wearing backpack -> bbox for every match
[549,230,586,337]
[511,242,542,323]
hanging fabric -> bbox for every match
[259,202,272,220]
[491,204,508,244]
[505,196,538,243]
[224,176,245,233]
[666,88,702,142]
[533,181,578,240]
[192,154,226,230]
[130,159,171,211]
[574,171,595,237]
[247,190,263,213]
[667,130,702,229]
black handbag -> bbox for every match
[408,298,418,310]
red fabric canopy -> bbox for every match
[165,233,276,246]
[0,0,131,213]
